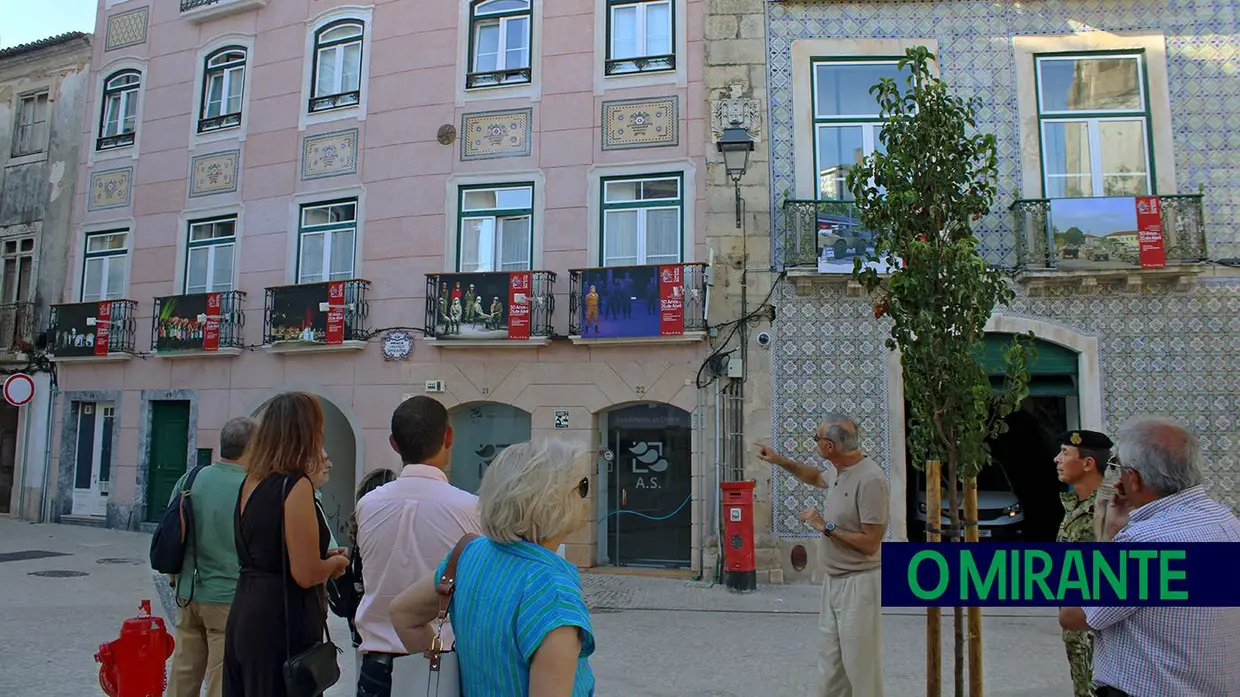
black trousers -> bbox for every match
[1095,686,1131,697]
[356,652,400,697]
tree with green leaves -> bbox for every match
[845,46,1035,697]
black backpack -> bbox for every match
[149,464,208,595]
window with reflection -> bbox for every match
[98,70,141,151]
[468,0,532,89]
[457,185,534,272]
[82,231,129,302]
[811,60,900,200]
[297,201,357,283]
[1036,53,1151,198]
[200,48,246,133]
[606,0,673,75]
[310,21,364,112]
[600,175,681,267]
[185,217,236,294]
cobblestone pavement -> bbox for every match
[0,520,1071,696]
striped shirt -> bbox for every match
[1083,486,1240,697]
[436,537,595,696]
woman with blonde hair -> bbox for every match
[390,438,596,696]
[223,392,349,697]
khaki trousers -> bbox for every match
[813,568,883,697]
[167,600,231,697]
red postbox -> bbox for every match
[95,600,175,697]
[721,480,757,592]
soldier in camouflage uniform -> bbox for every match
[1053,429,1113,697]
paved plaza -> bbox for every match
[0,519,1071,696]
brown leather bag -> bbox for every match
[413,533,478,695]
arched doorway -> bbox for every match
[598,403,693,568]
[448,403,532,495]
[252,394,357,546]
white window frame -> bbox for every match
[12,91,49,157]
[0,237,36,305]
[80,230,130,302]
[310,20,365,113]
[467,0,533,89]
[199,48,247,133]
[810,59,904,201]
[456,185,534,272]
[606,0,674,75]
[299,7,374,131]
[600,175,683,267]
[185,217,237,294]
[97,70,141,152]
[296,200,358,284]
[1035,53,1153,198]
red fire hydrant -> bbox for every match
[95,600,175,697]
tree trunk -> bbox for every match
[925,460,942,697]
[964,477,983,697]
[947,464,963,697]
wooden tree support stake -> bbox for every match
[964,476,983,697]
[926,460,942,697]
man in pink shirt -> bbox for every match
[354,396,483,697]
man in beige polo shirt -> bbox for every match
[759,413,888,697]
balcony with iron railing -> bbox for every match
[567,262,707,345]
[1010,193,1208,291]
[48,300,138,360]
[466,67,533,90]
[0,301,37,360]
[262,279,369,354]
[151,291,246,357]
[180,0,269,22]
[423,271,556,347]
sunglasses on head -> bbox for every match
[576,476,589,499]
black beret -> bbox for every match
[1057,430,1114,450]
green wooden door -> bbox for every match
[147,401,191,522]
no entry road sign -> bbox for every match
[3,373,35,407]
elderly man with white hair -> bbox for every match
[1058,416,1240,697]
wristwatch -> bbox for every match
[822,521,836,537]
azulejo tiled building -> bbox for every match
[755,0,1240,581]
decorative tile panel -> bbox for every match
[104,6,149,51]
[602,96,679,150]
[189,150,240,197]
[88,167,133,211]
[460,109,533,161]
[301,129,359,181]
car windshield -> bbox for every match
[920,463,1013,495]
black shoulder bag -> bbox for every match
[279,476,342,697]
[149,463,208,606]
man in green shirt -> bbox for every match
[166,417,254,697]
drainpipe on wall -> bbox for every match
[15,381,35,520]
[713,380,724,582]
[695,385,705,579]
[39,385,58,524]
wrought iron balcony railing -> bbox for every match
[0,301,37,353]
[48,300,138,357]
[1010,194,1207,271]
[780,199,876,271]
[96,132,135,151]
[309,90,361,114]
[181,0,269,18]
[605,54,676,76]
[568,262,707,338]
[197,112,242,133]
[465,67,532,89]
[424,270,556,340]
[262,279,369,346]
[151,290,246,353]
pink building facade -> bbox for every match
[54,0,712,571]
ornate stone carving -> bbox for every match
[711,83,762,141]
[437,124,457,145]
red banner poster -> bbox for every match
[1135,196,1167,269]
[508,272,531,340]
[94,302,111,356]
[203,292,221,351]
[325,281,346,344]
[658,265,685,336]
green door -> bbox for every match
[147,401,192,522]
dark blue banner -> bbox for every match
[880,543,1240,607]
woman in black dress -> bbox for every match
[223,392,350,697]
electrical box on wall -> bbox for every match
[727,357,744,379]
[424,380,444,393]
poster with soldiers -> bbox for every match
[154,293,221,352]
[429,272,531,340]
[50,302,106,357]
[578,264,681,339]
[266,281,347,344]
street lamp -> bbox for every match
[716,126,754,228]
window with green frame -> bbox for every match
[457,184,533,272]
[185,217,235,294]
[1035,52,1153,198]
[81,230,129,302]
[467,0,532,89]
[606,0,674,75]
[297,200,357,284]
[811,58,902,200]
[600,174,682,267]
